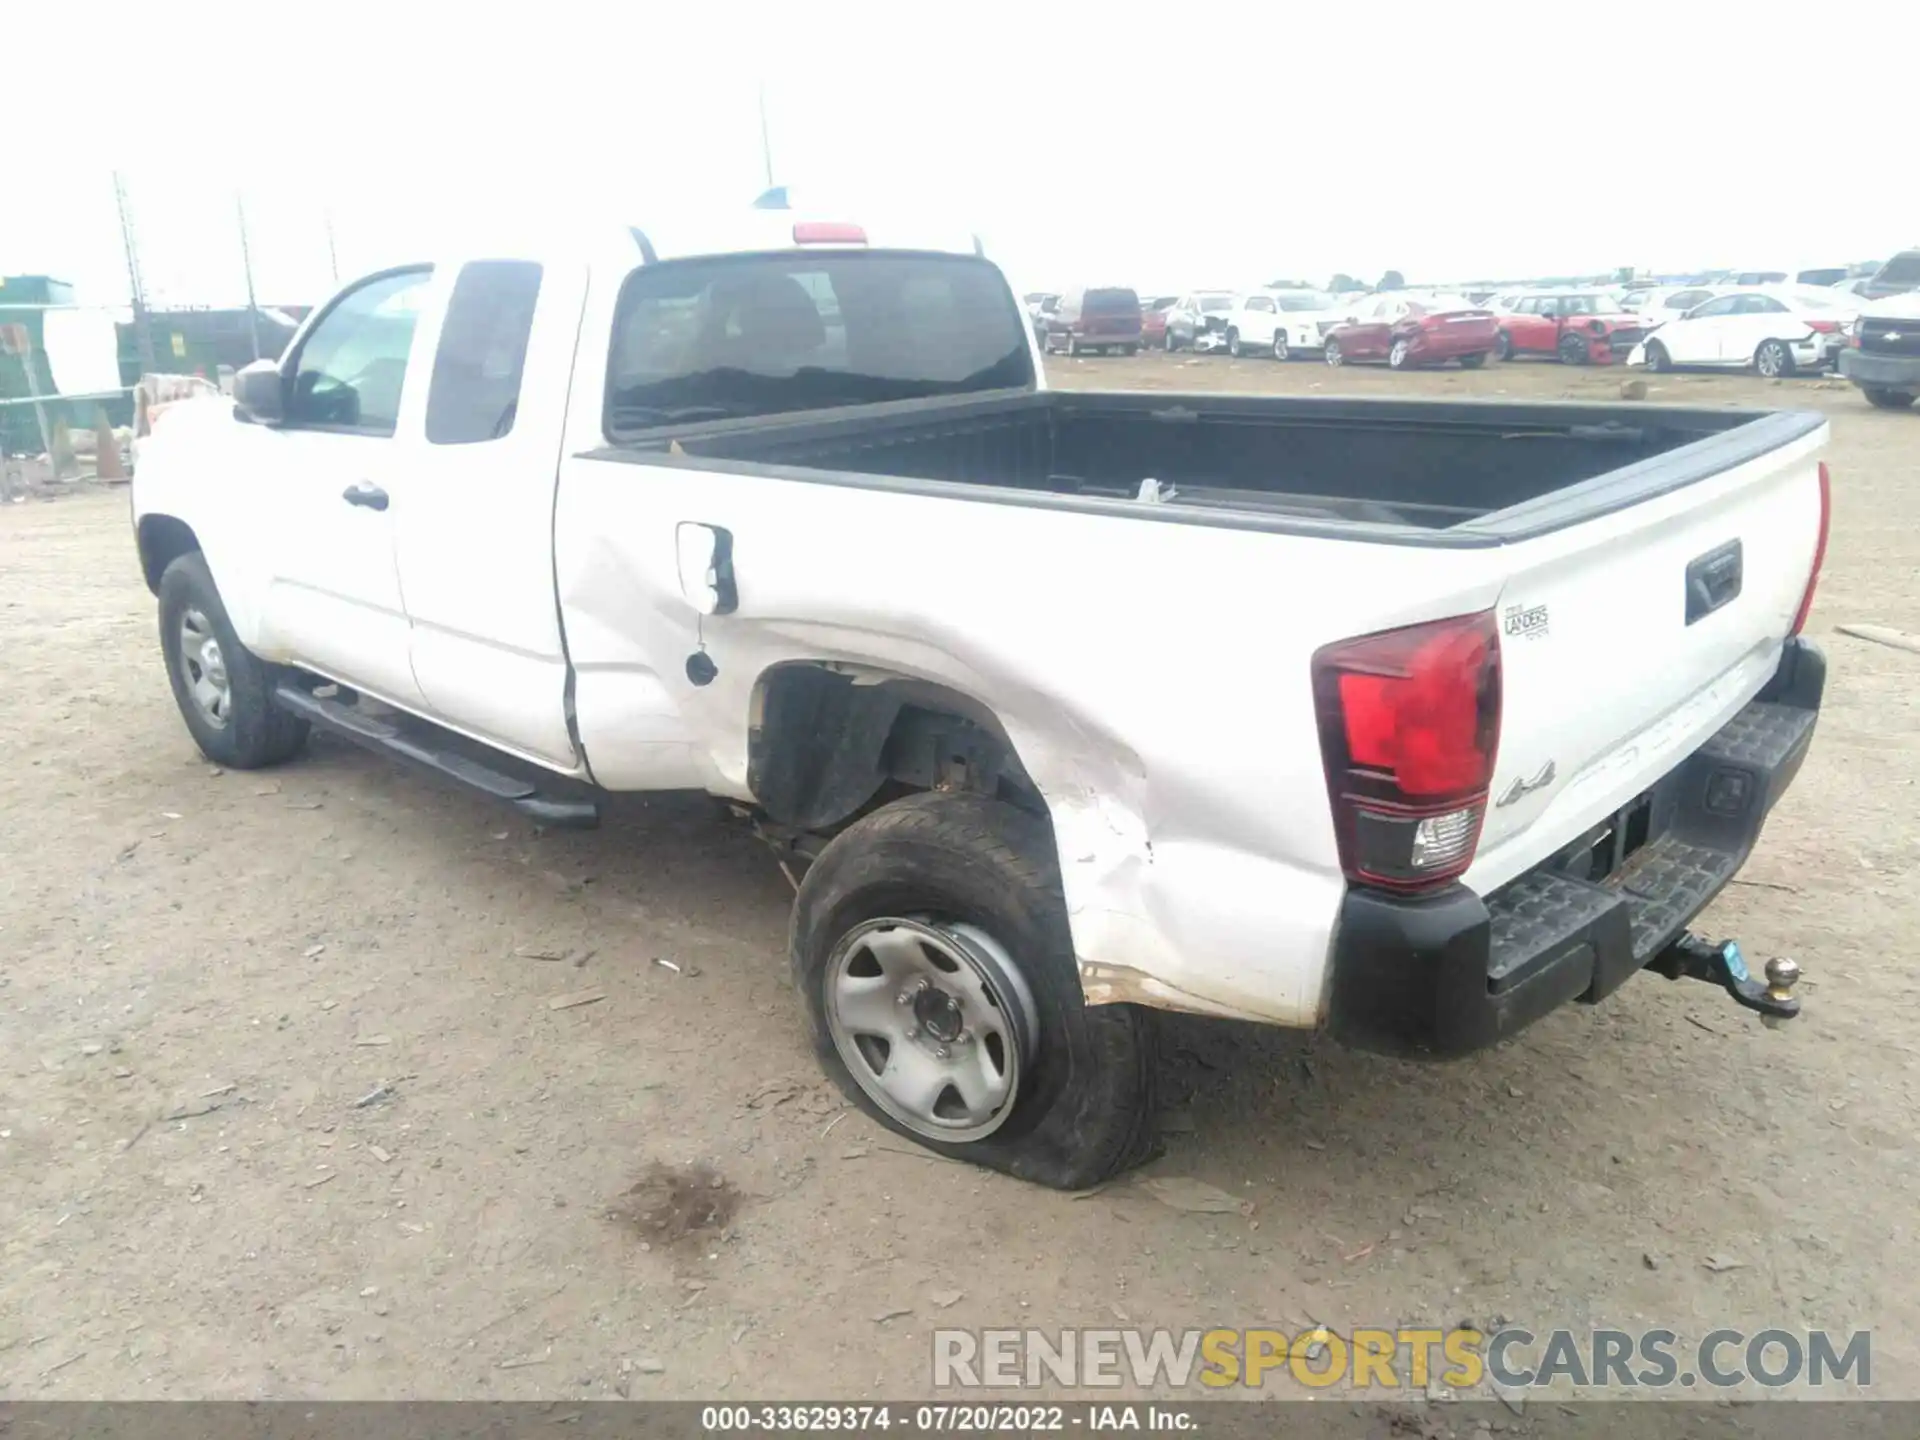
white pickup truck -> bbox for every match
[132,207,1831,1188]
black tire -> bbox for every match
[1163,329,1177,352]
[1388,337,1412,370]
[792,792,1159,1190]
[1863,386,1917,410]
[1755,339,1794,378]
[1066,336,1081,357]
[1493,330,1513,362]
[1272,333,1290,361]
[1122,344,1139,357]
[1324,338,1344,367]
[157,551,309,769]
[1458,351,1487,369]
[1226,328,1243,358]
[1558,331,1590,365]
[1645,340,1672,373]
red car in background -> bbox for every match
[1493,291,1647,365]
[1324,294,1497,369]
[1139,296,1178,348]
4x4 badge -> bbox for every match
[1496,760,1557,807]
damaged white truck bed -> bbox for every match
[131,209,1830,1187]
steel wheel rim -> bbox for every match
[1758,344,1781,376]
[1273,336,1289,361]
[177,607,232,729]
[1391,341,1408,368]
[824,916,1037,1143]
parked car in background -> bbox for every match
[1637,288,1851,377]
[1492,291,1647,364]
[1859,249,1920,301]
[1832,276,1879,299]
[1624,285,1724,329]
[1139,296,1179,348]
[1222,290,1352,359]
[1724,269,1789,287]
[1795,267,1851,289]
[1324,293,1498,369]
[1838,290,1920,410]
[1040,287,1143,356]
[1163,291,1235,351]
[1026,293,1059,341]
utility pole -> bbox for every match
[113,170,157,372]
[758,82,775,188]
[236,193,262,361]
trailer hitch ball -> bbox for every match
[1761,956,1802,1030]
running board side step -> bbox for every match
[272,682,601,828]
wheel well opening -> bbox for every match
[748,664,1040,836]
[137,515,201,594]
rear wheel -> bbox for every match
[158,552,309,770]
[1122,344,1139,356]
[1272,333,1290,361]
[1493,330,1513,362]
[1755,339,1794,378]
[1163,329,1177,351]
[1645,340,1672,373]
[1458,351,1487,369]
[1388,337,1412,369]
[793,793,1158,1190]
[1226,328,1243,358]
[1066,335,1081,357]
[1324,338,1345,367]
[1558,331,1590,365]
[1863,386,1917,410]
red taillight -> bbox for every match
[1790,461,1831,637]
[1806,319,1840,334]
[1313,611,1502,891]
[792,222,866,245]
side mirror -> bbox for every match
[233,359,286,425]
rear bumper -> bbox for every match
[1840,349,1920,388]
[1408,331,1495,360]
[1327,638,1824,1059]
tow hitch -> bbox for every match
[1650,935,1802,1028]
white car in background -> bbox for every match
[1222,290,1356,359]
[1623,285,1726,329]
[1635,287,1856,377]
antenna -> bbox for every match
[236,193,262,360]
[758,82,775,188]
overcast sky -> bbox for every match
[8,0,1913,308]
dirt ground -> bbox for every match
[2,355,1916,1405]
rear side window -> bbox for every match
[425,261,543,445]
[1084,288,1140,315]
[605,252,1034,435]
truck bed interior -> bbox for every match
[620,391,1796,533]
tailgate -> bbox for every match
[1466,426,1828,892]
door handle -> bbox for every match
[343,483,389,512]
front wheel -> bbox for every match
[1644,340,1672,373]
[1066,336,1081,357]
[1493,330,1513,362]
[1324,338,1345,367]
[1122,344,1139,356]
[1863,386,1917,410]
[793,792,1158,1189]
[1755,339,1794,378]
[1458,351,1487,369]
[1226,328,1243,358]
[1388,338,1412,369]
[1272,334,1290,361]
[158,552,309,769]
[1558,332,1590,365]
[1163,329,1177,352]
